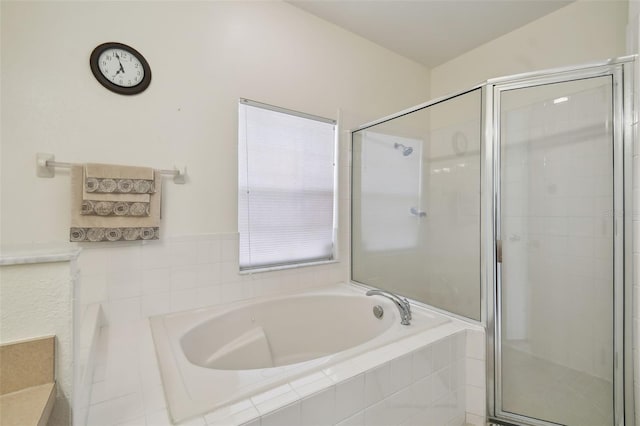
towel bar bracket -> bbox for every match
[171,165,187,184]
[35,152,187,184]
[36,153,56,178]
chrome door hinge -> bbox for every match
[496,239,502,263]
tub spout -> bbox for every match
[366,289,412,325]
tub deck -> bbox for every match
[85,284,485,426]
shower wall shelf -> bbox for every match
[35,153,187,184]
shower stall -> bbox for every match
[351,56,634,426]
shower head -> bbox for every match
[394,142,413,156]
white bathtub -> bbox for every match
[150,284,450,423]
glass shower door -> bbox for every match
[497,75,616,425]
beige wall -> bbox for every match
[0,1,430,245]
[431,0,628,98]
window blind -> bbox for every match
[238,99,336,270]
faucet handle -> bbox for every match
[401,297,412,320]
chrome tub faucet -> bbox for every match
[366,289,412,325]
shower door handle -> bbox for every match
[496,239,502,263]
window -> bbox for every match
[238,99,337,271]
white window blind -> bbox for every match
[238,99,336,271]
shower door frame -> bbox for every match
[484,57,635,426]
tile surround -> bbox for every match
[87,314,484,426]
[0,245,81,266]
[77,233,349,328]
[76,137,487,425]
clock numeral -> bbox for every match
[137,71,141,76]
[134,63,138,68]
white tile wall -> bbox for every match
[73,301,103,426]
[87,317,480,426]
[465,329,486,426]
[500,83,616,381]
[76,233,349,328]
[335,374,366,421]
[300,386,335,425]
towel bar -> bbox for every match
[36,153,187,184]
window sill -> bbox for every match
[239,259,338,275]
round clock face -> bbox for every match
[98,48,145,88]
[90,42,151,95]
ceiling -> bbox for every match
[288,0,573,68]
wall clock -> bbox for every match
[90,42,151,95]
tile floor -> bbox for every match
[501,345,613,426]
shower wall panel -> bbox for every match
[352,89,482,321]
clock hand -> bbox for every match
[114,52,126,74]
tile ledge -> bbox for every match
[0,382,56,426]
[0,244,81,266]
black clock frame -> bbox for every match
[90,42,151,95]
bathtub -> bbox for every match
[150,283,450,423]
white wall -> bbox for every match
[0,0,430,245]
[431,0,628,98]
[1,4,432,425]
[0,0,432,353]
